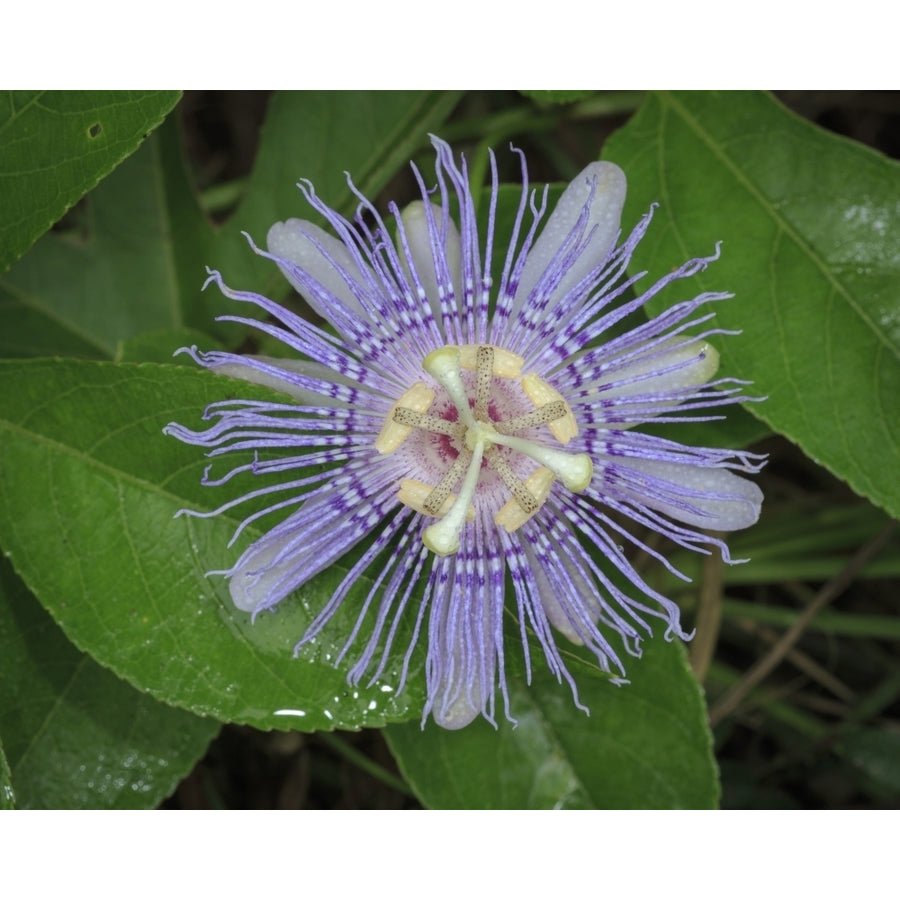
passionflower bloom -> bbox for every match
[165,136,764,730]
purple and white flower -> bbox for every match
[165,136,764,729]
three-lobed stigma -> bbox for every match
[375,344,593,555]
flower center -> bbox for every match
[375,344,593,556]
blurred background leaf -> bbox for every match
[218,92,463,271]
[0,126,209,359]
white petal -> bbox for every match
[596,337,721,401]
[267,219,372,324]
[514,161,626,313]
[228,492,366,612]
[429,576,494,729]
[399,200,463,324]
[621,458,763,531]
[521,541,592,645]
[432,681,483,730]
[228,524,300,612]
[431,632,487,728]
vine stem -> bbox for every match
[708,520,897,727]
[316,731,415,799]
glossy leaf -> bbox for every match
[0,359,424,733]
[386,637,718,809]
[0,555,218,809]
[604,91,900,519]
[0,90,180,275]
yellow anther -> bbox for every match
[494,467,556,533]
[521,373,578,444]
[397,479,475,521]
[459,344,524,379]
[374,382,435,454]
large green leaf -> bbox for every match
[386,637,718,809]
[0,556,218,809]
[604,91,900,520]
[0,358,424,733]
[0,91,180,275]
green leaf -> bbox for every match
[0,121,211,360]
[0,358,424,733]
[604,90,900,520]
[386,637,718,809]
[0,90,181,275]
[0,92,464,361]
[0,554,218,809]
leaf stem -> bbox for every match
[316,731,414,798]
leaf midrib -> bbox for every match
[0,394,416,730]
[663,91,900,362]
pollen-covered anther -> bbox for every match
[375,382,435,454]
[392,407,465,438]
[521,373,578,444]
[398,479,475,521]
[495,467,556,532]
[458,344,524,379]
[493,400,568,435]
